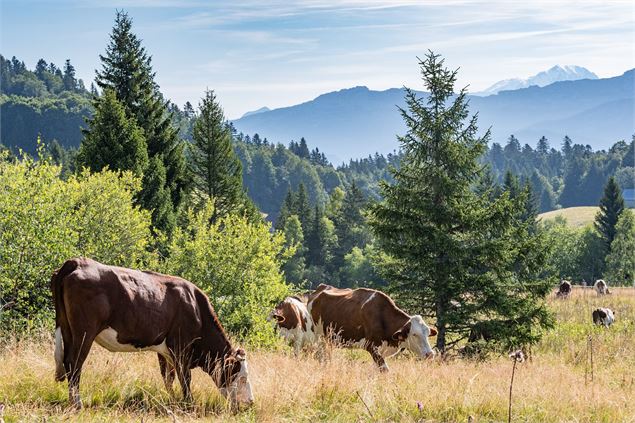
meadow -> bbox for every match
[1,287,633,423]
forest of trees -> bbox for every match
[1,12,634,355]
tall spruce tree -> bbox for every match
[77,89,148,177]
[594,176,625,252]
[189,89,254,222]
[294,183,312,232]
[370,52,552,353]
[95,10,187,232]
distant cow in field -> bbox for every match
[592,308,615,327]
[556,280,572,299]
[51,258,254,409]
[269,295,315,355]
[594,279,611,295]
[307,284,437,371]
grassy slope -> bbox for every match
[538,206,600,227]
[1,288,634,422]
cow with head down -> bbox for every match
[51,258,254,409]
[593,279,611,295]
[556,280,572,299]
[307,284,437,372]
[592,308,615,327]
[268,296,315,355]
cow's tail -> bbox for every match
[51,259,79,382]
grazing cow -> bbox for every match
[593,279,611,295]
[268,296,315,354]
[51,258,254,409]
[592,308,615,327]
[307,284,437,371]
[556,280,572,299]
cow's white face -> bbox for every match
[219,352,254,407]
[403,315,437,358]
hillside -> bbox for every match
[538,206,600,227]
[233,70,635,162]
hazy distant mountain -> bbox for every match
[475,65,598,96]
[241,107,270,118]
[232,70,634,163]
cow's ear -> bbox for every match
[392,321,411,341]
[273,313,285,323]
[429,327,438,337]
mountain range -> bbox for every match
[232,68,634,163]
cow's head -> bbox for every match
[217,348,254,407]
[392,315,437,358]
[268,306,285,324]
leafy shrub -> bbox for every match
[0,151,152,331]
[161,203,291,347]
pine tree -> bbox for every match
[562,136,573,159]
[594,176,625,252]
[536,136,549,155]
[35,59,48,79]
[298,137,310,159]
[559,156,586,207]
[77,89,148,177]
[294,183,312,232]
[95,11,187,232]
[579,161,605,205]
[334,181,369,257]
[139,156,176,234]
[503,170,521,199]
[62,59,77,91]
[189,89,253,222]
[275,189,296,231]
[370,52,552,353]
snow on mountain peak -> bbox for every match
[477,65,598,96]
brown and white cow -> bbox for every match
[307,284,437,371]
[556,280,572,299]
[593,279,611,295]
[592,307,615,327]
[268,296,315,355]
[51,258,254,409]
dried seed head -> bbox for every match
[509,350,525,363]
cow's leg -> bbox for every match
[367,345,389,372]
[64,330,96,409]
[293,336,303,357]
[175,359,193,402]
[158,354,176,397]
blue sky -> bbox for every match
[1,0,634,119]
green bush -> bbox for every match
[0,151,152,331]
[161,203,291,347]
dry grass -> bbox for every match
[1,288,634,422]
[538,207,600,227]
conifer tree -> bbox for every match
[95,10,187,232]
[78,89,148,177]
[189,89,253,222]
[370,52,552,353]
[294,183,312,231]
[594,176,625,252]
[275,189,296,231]
[62,59,77,91]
